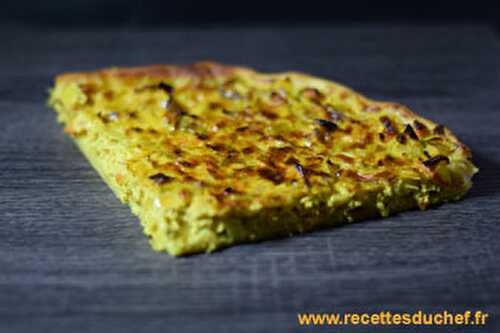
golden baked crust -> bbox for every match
[49,62,477,255]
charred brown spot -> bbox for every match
[213,193,225,204]
[78,84,95,94]
[178,160,197,168]
[97,112,118,123]
[404,124,419,140]
[183,175,198,183]
[251,128,266,137]
[196,133,209,141]
[383,155,404,166]
[261,110,279,120]
[236,126,249,132]
[425,137,445,145]
[270,146,294,154]
[422,155,450,169]
[232,166,255,177]
[343,169,373,181]
[267,146,294,166]
[258,167,285,184]
[336,154,354,163]
[164,100,189,129]
[273,134,287,142]
[380,116,396,135]
[158,82,174,94]
[396,133,407,144]
[213,186,241,204]
[339,91,350,100]
[221,109,235,117]
[79,84,97,101]
[413,120,428,132]
[314,128,327,143]
[308,169,331,179]
[206,143,226,152]
[137,82,174,94]
[222,77,238,86]
[242,146,256,154]
[224,187,235,195]
[215,121,227,129]
[433,124,445,135]
[206,161,225,179]
[223,149,239,165]
[379,132,386,141]
[270,91,287,104]
[302,87,323,101]
[315,119,338,132]
[148,173,173,185]
[288,130,306,139]
[209,102,223,110]
[103,90,114,100]
[374,170,395,180]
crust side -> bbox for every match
[55,62,242,85]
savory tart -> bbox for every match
[48,62,477,255]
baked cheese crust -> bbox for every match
[49,62,477,255]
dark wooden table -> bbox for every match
[1,24,499,332]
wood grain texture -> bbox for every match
[0,24,499,333]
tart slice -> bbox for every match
[49,62,477,255]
